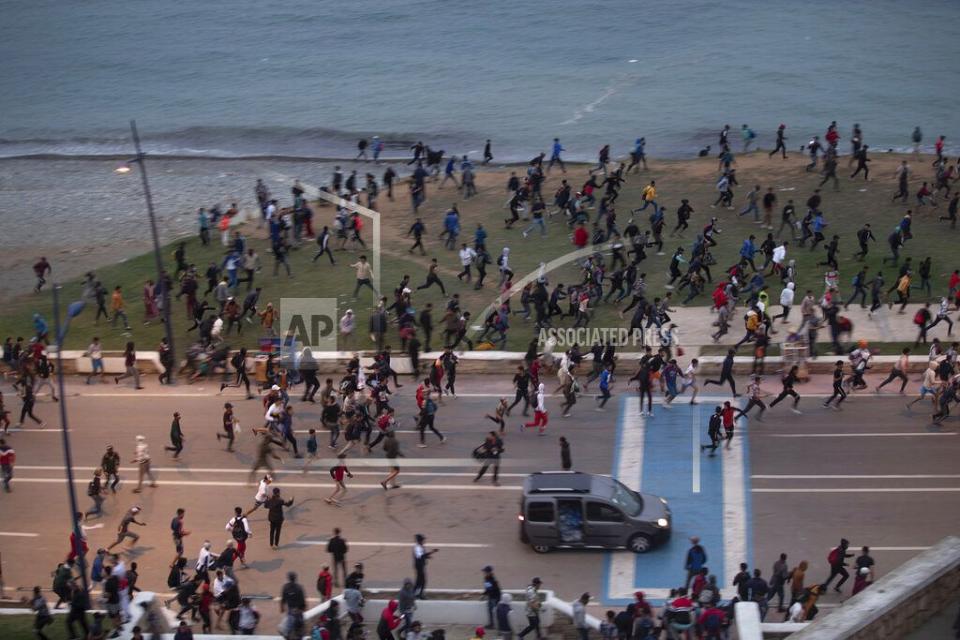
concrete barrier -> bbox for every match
[48,348,931,378]
[303,588,556,631]
[788,535,960,639]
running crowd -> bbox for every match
[6,123,958,640]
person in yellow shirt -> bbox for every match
[258,302,276,336]
[111,286,131,331]
[634,180,659,215]
[894,272,911,312]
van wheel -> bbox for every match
[628,534,652,554]
[531,544,551,554]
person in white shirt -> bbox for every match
[524,383,549,434]
[773,282,795,323]
[787,599,805,622]
[85,338,105,384]
[457,244,477,283]
[132,435,157,493]
[196,540,218,579]
[339,310,355,349]
[245,475,272,516]
[772,241,788,275]
[681,359,700,404]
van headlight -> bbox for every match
[656,518,669,528]
[659,497,668,505]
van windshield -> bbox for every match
[610,482,643,517]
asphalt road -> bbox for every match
[0,373,957,620]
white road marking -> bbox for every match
[81,523,104,531]
[0,532,39,537]
[294,541,489,548]
[764,432,956,438]
[753,487,960,493]
[76,393,212,397]
[608,397,644,599]
[14,478,522,491]
[691,405,701,494]
[753,474,960,479]
[722,403,748,594]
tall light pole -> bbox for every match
[124,120,176,381]
[52,284,89,595]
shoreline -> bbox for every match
[0,149,939,300]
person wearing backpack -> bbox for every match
[225,507,251,567]
[820,538,853,593]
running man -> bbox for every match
[876,348,910,394]
[524,383,549,434]
[106,506,146,551]
[735,375,768,422]
[769,366,802,414]
[700,406,722,456]
[823,361,847,410]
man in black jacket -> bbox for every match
[704,349,739,396]
[327,528,348,587]
[265,488,294,549]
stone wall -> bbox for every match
[788,536,960,640]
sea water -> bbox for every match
[2,0,959,161]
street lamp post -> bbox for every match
[51,284,89,595]
[127,119,176,382]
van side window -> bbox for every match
[527,502,555,522]
[586,501,624,522]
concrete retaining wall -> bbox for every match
[49,349,931,377]
[788,536,960,639]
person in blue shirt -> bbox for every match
[198,208,210,246]
[627,137,648,173]
[440,156,458,189]
[740,235,758,271]
[548,138,566,174]
[809,212,828,250]
[596,364,613,410]
[474,223,487,252]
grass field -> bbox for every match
[2,151,955,353]
[0,613,104,640]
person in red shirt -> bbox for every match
[377,600,402,638]
[721,401,736,450]
[935,135,945,160]
[316,565,333,601]
[665,589,695,638]
[0,438,14,492]
[698,605,728,639]
[325,454,353,506]
[572,223,589,249]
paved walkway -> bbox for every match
[669,301,950,349]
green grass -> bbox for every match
[2,152,954,352]
[0,614,99,640]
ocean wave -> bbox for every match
[0,125,481,161]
